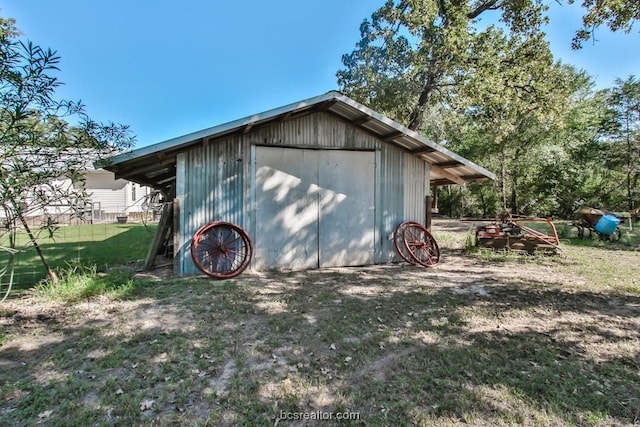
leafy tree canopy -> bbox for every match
[337,1,640,217]
[337,0,553,132]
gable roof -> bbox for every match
[99,91,495,194]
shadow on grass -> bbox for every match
[1,260,639,425]
[0,224,156,290]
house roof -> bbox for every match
[98,91,495,194]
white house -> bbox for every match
[4,162,156,226]
[81,165,156,222]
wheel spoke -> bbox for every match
[191,221,253,279]
[394,221,440,268]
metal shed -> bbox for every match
[100,91,495,275]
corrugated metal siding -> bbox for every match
[177,136,250,275]
[175,111,432,275]
[250,112,378,150]
[376,143,404,263]
[375,145,430,263]
[403,155,428,223]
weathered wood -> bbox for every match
[143,202,172,271]
[431,165,465,186]
[425,195,432,230]
[172,197,180,262]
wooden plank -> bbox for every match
[431,165,466,186]
[172,196,180,280]
[143,202,172,271]
[425,195,432,230]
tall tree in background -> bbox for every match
[0,15,133,283]
[604,76,640,211]
[337,0,567,213]
[337,0,639,216]
[337,0,551,132]
[430,66,610,218]
[455,28,572,214]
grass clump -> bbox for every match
[34,264,137,303]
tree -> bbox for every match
[338,1,574,214]
[337,0,551,132]
[0,15,133,283]
[570,0,640,48]
[337,0,640,217]
[602,76,640,211]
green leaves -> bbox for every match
[569,0,640,48]
[0,13,135,282]
[337,1,640,216]
[337,0,556,132]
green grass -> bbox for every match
[2,261,639,426]
[33,264,138,303]
[0,219,639,425]
[0,223,156,288]
[460,219,639,293]
[554,221,639,293]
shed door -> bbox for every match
[318,150,375,267]
[254,147,375,270]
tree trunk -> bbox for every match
[626,112,633,211]
[408,74,436,131]
[17,213,58,283]
[510,174,518,214]
[500,150,507,211]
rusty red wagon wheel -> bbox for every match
[401,221,440,267]
[191,221,253,279]
[393,221,421,265]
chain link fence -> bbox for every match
[1,204,161,301]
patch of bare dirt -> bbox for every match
[2,218,639,425]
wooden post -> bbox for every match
[425,195,432,230]
[143,202,172,271]
[172,197,180,276]
[431,185,439,214]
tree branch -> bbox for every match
[468,0,502,19]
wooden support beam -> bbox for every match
[242,122,254,134]
[115,160,174,180]
[382,131,403,142]
[433,160,460,169]
[430,178,453,186]
[425,195,432,230]
[462,174,492,182]
[156,175,176,185]
[432,165,466,186]
[312,99,338,112]
[411,145,436,154]
[350,115,372,126]
[280,110,296,122]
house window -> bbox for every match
[131,184,136,202]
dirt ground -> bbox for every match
[1,219,639,426]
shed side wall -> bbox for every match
[176,136,250,276]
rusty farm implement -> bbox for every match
[464,213,561,255]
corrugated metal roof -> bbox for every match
[98,91,495,193]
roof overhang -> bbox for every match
[98,91,495,194]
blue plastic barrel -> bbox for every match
[594,214,620,235]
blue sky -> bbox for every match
[2,1,639,148]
